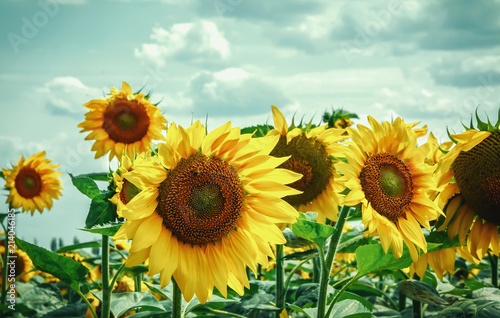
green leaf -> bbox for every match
[0,170,5,179]
[241,124,274,137]
[55,240,101,253]
[328,299,371,318]
[292,283,319,308]
[81,222,123,236]
[15,238,89,290]
[185,295,239,314]
[437,299,500,318]
[85,191,117,228]
[76,172,110,182]
[355,244,413,278]
[291,213,336,247]
[398,279,449,306]
[42,302,88,317]
[288,304,315,318]
[92,291,165,317]
[337,291,373,312]
[69,173,101,199]
[21,283,64,316]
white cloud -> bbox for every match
[35,77,102,117]
[134,21,230,68]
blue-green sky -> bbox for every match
[1,0,499,248]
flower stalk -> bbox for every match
[101,235,111,318]
[275,244,285,318]
[316,205,351,318]
[172,278,182,318]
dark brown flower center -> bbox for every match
[102,98,150,144]
[453,131,500,225]
[15,167,42,199]
[270,135,332,206]
[359,154,414,221]
[156,153,244,245]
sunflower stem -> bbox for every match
[1,221,9,306]
[172,278,182,318]
[101,235,111,318]
[275,244,285,318]
[134,272,143,292]
[488,251,498,288]
[73,286,98,318]
[312,256,321,283]
[316,205,351,318]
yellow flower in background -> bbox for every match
[409,246,479,281]
[114,120,301,303]
[0,245,35,282]
[110,155,146,217]
[2,151,62,215]
[268,105,349,223]
[338,117,441,261]
[78,82,167,160]
[436,114,500,261]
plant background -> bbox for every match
[1,0,499,248]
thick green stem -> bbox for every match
[1,224,9,305]
[172,278,182,318]
[101,235,111,318]
[316,205,351,318]
[412,274,421,318]
[312,256,321,283]
[275,244,285,318]
[488,251,498,288]
[134,272,143,292]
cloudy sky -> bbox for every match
[1,0,499,248]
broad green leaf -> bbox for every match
[437,299,500,318]
[21,283,64,316]
[92,291,165,317]
[328,299,371,318]
[465,281,490,292]
[82,222,123,236]
[55,240,101,253]
[337,291,373,312]
[16,238,89,290]
[337,234,373,254]
[69,173,101,199]
[426,231,461,250]
[42,302,88,317]
[85,191,117,228]
[292,283,319,308]
[398,279,449,306]
[292,213,336,247]
[283,248,318,261]
[355,244,413,278]
[283,227,315,248]
[288,304,314,318]
[185,295,239,314]
[145,283,172,300]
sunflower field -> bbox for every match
[1,82,500,318]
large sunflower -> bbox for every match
[337,117,441,261]
[267,106,348,223]
[436,114,500,261]
[114,120,301,303]
[78,82,167,160]
[2,151,62,215]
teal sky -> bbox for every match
[1,0,500,248]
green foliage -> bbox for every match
[69,173,101,199]
[92,290,166,317]
[16,238,89,290]
[291,212,336,247]
[241,124,274,137]
[85,190,117,228]
[82,222,123,236]
[55,240,101,253]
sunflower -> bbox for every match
[78,82,167,160]
[114,120,301,303]
[436,113,500,261]
[337,116,441,261]
[267,106,348,223]
[409,246,479,281]
[0,244,35,282]
[110,155,145,217]
[2,151,62,215]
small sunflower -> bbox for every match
[267,106,348,223]
[0,245,35,282]
[110,155,145,217]
[337,117,441,261]
[78,82,167,160]
[114,120,301,303]
[436,112,500,261]
[2,151,62,215]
